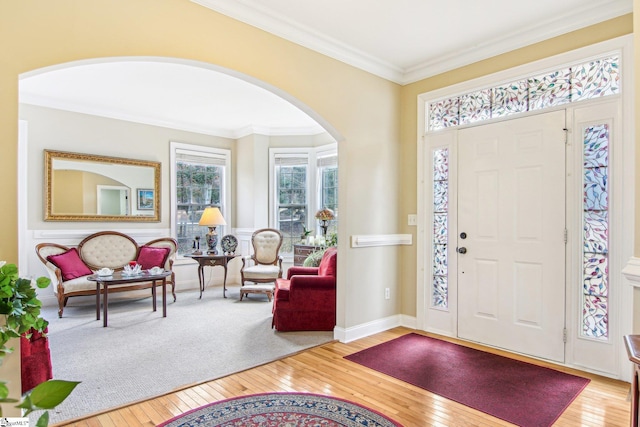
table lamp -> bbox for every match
[198,207,227,254]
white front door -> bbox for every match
[457,111,567,362]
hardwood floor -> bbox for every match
[52,327,631,427]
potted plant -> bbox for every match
[0,261,78,426]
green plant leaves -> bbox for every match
[0,263,67,425]
[35,411,50,427]
[19,380,80,414]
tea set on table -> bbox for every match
[95,262,164,277]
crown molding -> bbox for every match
[191,0,404,83]
[403,0,632,84]
[192,0,631,85]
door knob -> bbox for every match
[457,247,467,254]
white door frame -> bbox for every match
[416,35,634,381]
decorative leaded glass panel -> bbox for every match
[584,125,609,168]
[433,149,449,181]
[528,68,572,110]
[433,181,448,212]
[583,294,608,338]
[432,276,448,308]
[432,148,449,309]
[492,81,528,117]
[433,244,447,276]
[459,89,491,125]
[572,56,620,102]
[433,214,447,244]
[582,123,609,340]
[429,98,459,131]
[426,55,620,133]
[584,167,608,211]
[583,211,608,254]
[583,252,608,297]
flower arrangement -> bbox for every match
[315,208,335,221]
[0,261,79,425]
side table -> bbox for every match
[185,254,239,298]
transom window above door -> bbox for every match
[427,55,619,132]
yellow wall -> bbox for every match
[397,14,633,316]
[0,0,401,323]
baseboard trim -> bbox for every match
[334,314,417,343]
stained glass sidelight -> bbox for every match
[582,124,609,339]
[432,148,449,308]
[427,55,619,131]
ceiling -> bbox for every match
[194,0,632,84]
[19,0,632,138]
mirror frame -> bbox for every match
[44,150,161,222]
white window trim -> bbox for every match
[315,144,338,215]
[269,144,338,259]
[170,141,232,260]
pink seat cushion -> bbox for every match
[47,248,93,281]
[136,246,170,269]
[318,247,337,277]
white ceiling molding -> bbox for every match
[191,0,404,83]
[192,0,632,85]
[403,0,633,84]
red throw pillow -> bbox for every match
[46,248,93,281]
[136,246,170,269]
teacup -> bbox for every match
[149,266,164,275]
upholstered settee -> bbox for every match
[272,246,337,331]
[35,231,177,318]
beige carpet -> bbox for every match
[32,286,334,424]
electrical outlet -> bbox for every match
[385,288,390,299]
[408,214,417,226]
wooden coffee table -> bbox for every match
[88,270,171,327]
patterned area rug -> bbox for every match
[157,392,403,427]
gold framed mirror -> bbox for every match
[44,150,161,222]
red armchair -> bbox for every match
[272,247,337,331]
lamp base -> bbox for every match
[321,220,329,237]
[206,226,219,255]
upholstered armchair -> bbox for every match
[239,228,283,301]
[272,246,337,331]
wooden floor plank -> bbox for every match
[50,327,632,427]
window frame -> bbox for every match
[269,144,338,256]
[170,141,231,258]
